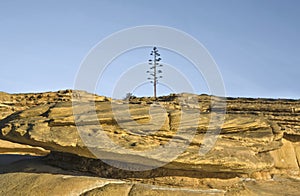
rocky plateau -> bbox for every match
[0,90,300,195]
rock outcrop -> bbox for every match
[0,90,300,195]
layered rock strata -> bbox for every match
[0,90,300,195]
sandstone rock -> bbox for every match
[1,155,300,196]
[0,172,125,196]
[127,184,225,196]
[81,183,133,196]
[1,90,300,195]
[270,139,299,170]
[0,92,289,176]
[0,139,49,156]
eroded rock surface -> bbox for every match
[0,90,300,195]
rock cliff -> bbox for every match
[0,90,300,195]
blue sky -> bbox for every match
[0,0,299,98]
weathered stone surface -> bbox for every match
[1,90,300,195]
[0,139,49,156]
[0,172,125,196]
[0,96,282,175]
[81,183,133,196]
[270,139,299,170]
[128,184,225,196]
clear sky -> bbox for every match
[0,0,299,98]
